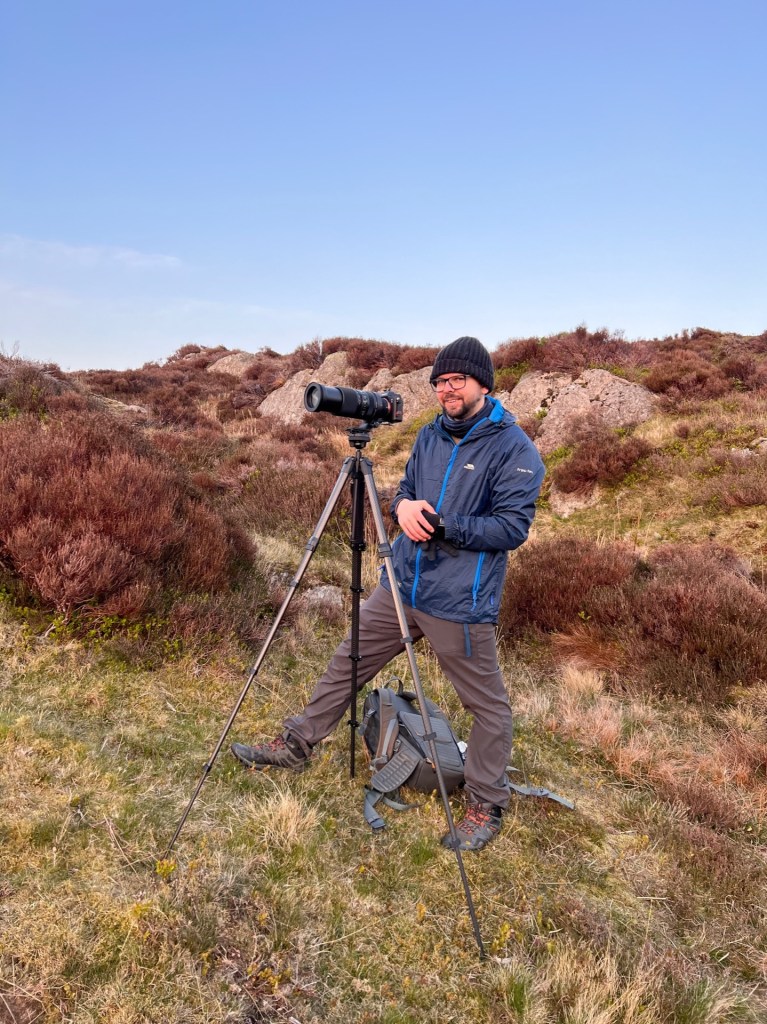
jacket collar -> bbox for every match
[431,395,513,441]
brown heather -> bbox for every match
[321,336,438,386]
[0,363,262,643]
[502,538,767,701]
[492,324,767,399]
[551,415,652,493]
[691,448,767,511]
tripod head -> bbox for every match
[346,423,376,450]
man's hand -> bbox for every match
[396,498,439,542]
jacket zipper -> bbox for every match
[471,552,486,610]
[410,417,488,609]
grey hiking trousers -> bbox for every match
[284,584,513,809]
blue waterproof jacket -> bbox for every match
[382,397,545,624]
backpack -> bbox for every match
[358,682,465,830]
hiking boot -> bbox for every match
[441,801,503,852]
[230,732,310,772]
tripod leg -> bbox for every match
[359,460,487,960]
[164,456,357,859]
[346,450,366,777]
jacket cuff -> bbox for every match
[390,496,406,523]
[442,513,461,546]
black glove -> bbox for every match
[420,511,460,560]
[422,510,445,542]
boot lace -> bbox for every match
[458,804,495,834]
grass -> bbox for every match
[2,599,766,1023]
[542,395,767,564]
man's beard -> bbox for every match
[442,394,483,421]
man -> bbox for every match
[232,337,545,851]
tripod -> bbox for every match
[165,422,486,959]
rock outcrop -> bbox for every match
[206,351,257,376]
[247,355,657,452]
[257,351,352,423]
[501,369,657,455]
[365,366,437,420]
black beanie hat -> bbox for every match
[430,336,495,392]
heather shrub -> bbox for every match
[225,380,274,417]
[298,334,431,383]
[720,353,758,389]
[644,351,729,400]
[390,346,439,375]
[492,326,767,401]
[634,329,767,401]
[235,460,351,540]
[321,337,404,378]
[78,362,237,429]
[150,426,237,473]
[0,404,263,643]
[494,365,529,392]
[286,338,324,374]
[256,416,343,458]
[495,326,636,378]
[146,384,221,428]
[499,536,637,636]
[242,348,289,390]
[690,450,767,511]
[0,355,68,418]
[165,344,230,370]
[654,776,746,830]
[624,543,767,700]
[517,414,543,442]
[502,537,767,702]
[493,336,542,372]
[551,417,651,492]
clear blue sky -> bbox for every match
[2,1,765,370]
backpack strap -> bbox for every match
[508,781,575,809]
[364,786,417,831]
[370,688,400,771]
[369,737,422,793]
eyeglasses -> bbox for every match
[431,374,468,393]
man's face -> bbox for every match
[433,374,489,421]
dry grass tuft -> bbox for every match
[559,663,605,700]
[242,786,320,852]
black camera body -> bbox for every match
[304,382,404,425]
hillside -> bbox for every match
[1,327,766,1023]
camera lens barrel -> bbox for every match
[304,382,403,424]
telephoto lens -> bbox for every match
[304,382,404,424]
